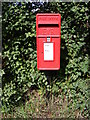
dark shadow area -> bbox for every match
[38,24,59,27]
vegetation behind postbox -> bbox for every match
[2,2,90,117]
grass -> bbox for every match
[1,89,87,119]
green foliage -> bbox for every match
[2,2,90,118]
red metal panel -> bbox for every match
[36,13,61,70]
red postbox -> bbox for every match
[36,13,61,70]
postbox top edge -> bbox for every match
[36,13,61,16]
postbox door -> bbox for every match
[37,37,60,70]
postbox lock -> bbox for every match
[47,37,50,42]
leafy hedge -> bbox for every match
[2,2,90,117]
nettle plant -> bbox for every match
[2,2,89,117]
